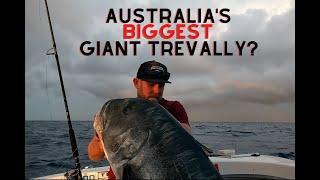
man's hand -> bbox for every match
[181,123,192,134]
[200,144,214,156]
[88,111,107,161]
[93,111,104,136]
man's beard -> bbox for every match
[137,92,162,102]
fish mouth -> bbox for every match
[98,100,114,130]
[100,100,112,117]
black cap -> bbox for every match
[136,60,171,83]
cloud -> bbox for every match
[25,0,294,122]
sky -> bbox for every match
[25,0,295,122]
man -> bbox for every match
[87,60,191,179]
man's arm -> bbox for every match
[87,133,105,161]
[170,101,192,133]
[88,112,106,161]
[169,101,214,155]
[181,123,192,133]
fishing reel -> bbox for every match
[64,168,82,180]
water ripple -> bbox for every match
[26,121,295,179]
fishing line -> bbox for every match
[44,1,82,177]
[54,154,75,175]
[45,55,53,121]
[44,56,70,174]
[39,0,42,21]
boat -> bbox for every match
[33,151,295,180]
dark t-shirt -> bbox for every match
[159,98,190,126]
[107,98,189,179]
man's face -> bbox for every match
[133,78,165,101]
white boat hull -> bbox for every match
[33,154,295,180]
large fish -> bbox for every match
[94,98,224,180]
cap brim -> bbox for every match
[142,78,171,84]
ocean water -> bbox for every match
[25,121,295,179]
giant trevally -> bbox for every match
[94,98,224,180]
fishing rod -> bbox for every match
[44,0,82,179]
